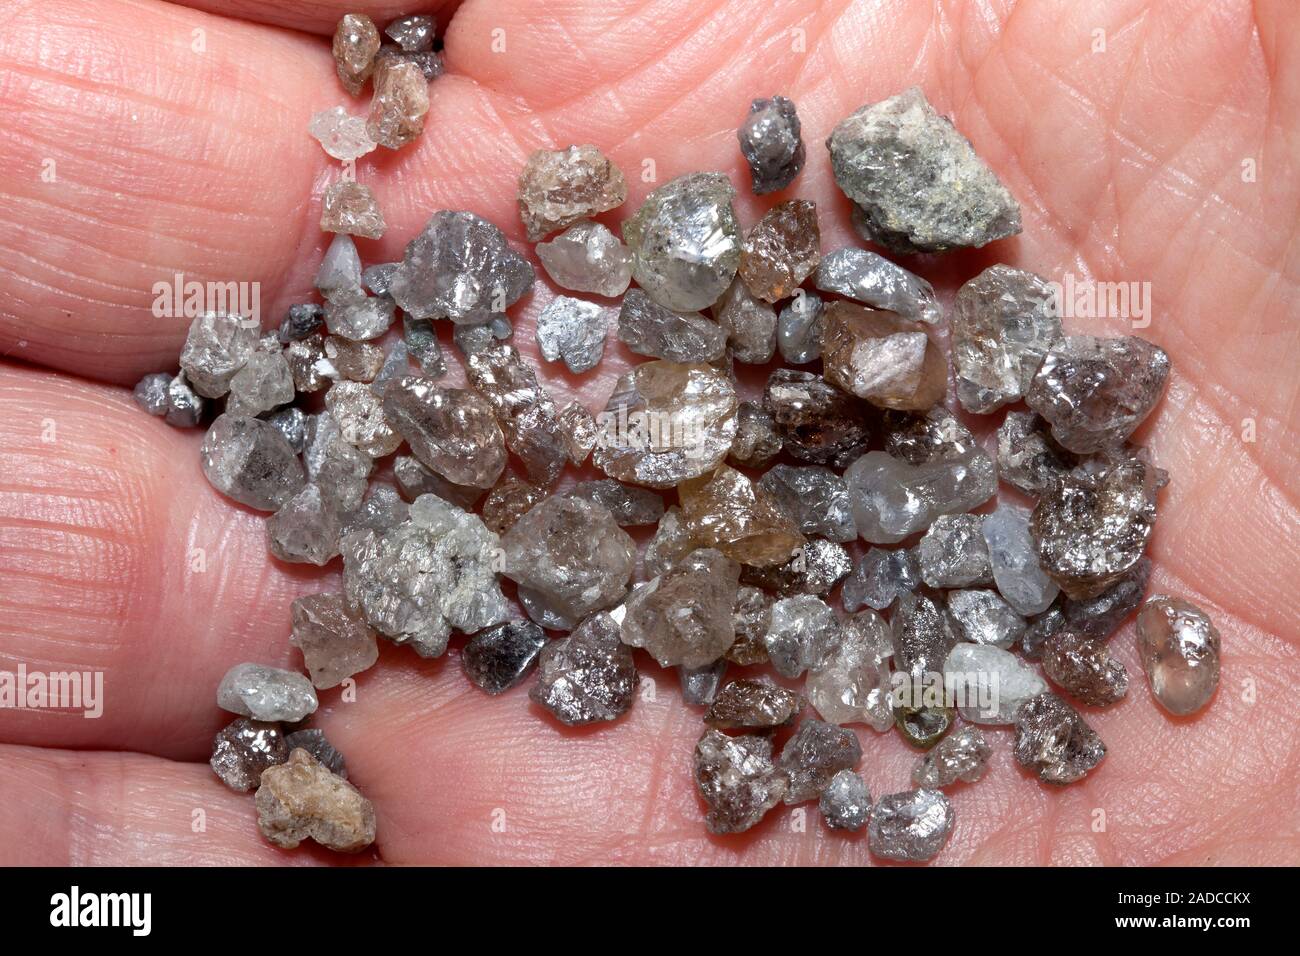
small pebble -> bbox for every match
[217,662,318,723]
[868,788,955,862]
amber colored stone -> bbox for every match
[321,180,386,239]
[763,369,871,468]
[480,474,547,534]
[678,465,804,568]
[366,59,428,149]
[738,199,821,302]
[517,145,628,241]
[333,13,381,95]
[821,301,946,410]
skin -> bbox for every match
[0,0,1297,866]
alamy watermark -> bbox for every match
[594,406,708,459]
[0,664,103,718]
[151,273,261,327]
[1045,272,1152,328]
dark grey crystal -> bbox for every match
[283,728,348,779]
[777,719,862,804]
[694,729,787,834]
[756,465,856,543]
[530,612,638,725]
[279,303,325,343]
[201,414,306,511]
[678,659,727,707]
[1013,692,1106,785]
[867,788,954,861]
[704,678,803,730]
[617,288,727,363]
[996,411,1078,496]
[737,95,805,194]
[763,369,870,468]
[819,769,871,831]
[210,718,288,792]
[462,620,548,695]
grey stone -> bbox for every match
[777,718,862,804]
[764,369,870,468]
[279,303,325,343]
[402,316,447,378]
[996,411,1078,497]
[267,484,343,566]
[571,479,664,526]
[530,612,638,725]
[891,591,957,688]
[755,465,856,543]
[617,288,727,363]
[693,729,786,834]
[382,378,507,488]
[620,549,739,668]
[704,678,803,730]
[713,278,776,364]
[282,729,347,779]
[678,659,727,707]
[868,788,955,861]
[462,620,548,695]
[302,413,373,512]
[738,539,851,597]
[814,248,941,325]
[945,588,1025,649]
[912,726,992,789]
[765,595,842,679]
[217,663,318,722]
[727,402,782,469]
[1013,692,1106,785]
[179,312,260,398]
[325,380,402,458]
[806,608,894,731]
[324,288,396,341]
[315,233,364,300]
[201,414,306,511]
[819,769,871,831]
[982,501,1060,615]
[918,514,993,588]
[535,296,610,373]
[845,447,997,545]
[737,95,805,194]
[210,718,289,792]
[776,292,824,364]
[1136,595,1221,716]
[466,345,568,487]
[842,546,920,612]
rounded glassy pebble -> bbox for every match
[462,620,548,695]
[982,500,1059,615]
[255,748,376,852]
[911,726,992,789]
[777,292,825,364]
[867,788,955,862]
[846,447,996,545]
[819,769,871,831]
[217,663,318,722]
[210,718,289,792]
[693,729,787,834]
[536,221,633,297]
[1136,595,1221,716]
[777,718,862,804]
[201,414,306,512]
[1013,692,1106,785]
[623,172,742,312]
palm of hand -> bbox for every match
[0,0,1296,865]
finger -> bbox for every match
[0,743,358,864]
[0,362,328,757]
[168,1,457,36]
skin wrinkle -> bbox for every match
[0,0,1295,866]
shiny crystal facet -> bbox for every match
[571,479,664,526]
[217,663,317,722]
[1136,596,1221,716]
[530,612,638,725]
[694,729,787,834]
[226,338,294,417]
[704,678,804,730]
[806,609,894,731]
[826,87,1021,253]
[290,593,379,689]
[819,769,871,831]
[945,642,1047,725]
[385,379,506,488]
[1042,630,1129,706]
[814,248,941,325]
[267,484,343,566]
[713,278,777,364]
[465,345,567,486]
[325,380,402,458]
[1013,692,1106,785]
[777,292,825,364]
[945,588,1025,649]
[480,475,547,534]
[841,546,919,612]
[679,464,804,568]
[891,591,957,687]
[385,14,435,52]
[918,514,992,588]
[765,595,842,679]
[642,506,696,579]
[846,447,996,545]
[321,179,386,239]
[739,199,820,302]
[201,414,306,511]
[623,172,741,312]
[211,718,288,792]
[180,313,260,399]
[617,288,726,363]
[462,620,548,695]
[778,719,862,804]
[982,501,1059,615]
[727,402,782,470]
[518,145,627,242]
[996,411,1077,496]
[303,413,372,511]
[557,401,599,465]
[821,301,946,410]
[679,660,727,706]
[739,539,851,597]
[535,296,610,373]
[727,586,772,665]
[620,549,739,668]
[324,289,396,341]
[867,788,954,861]
[912,726,992,789]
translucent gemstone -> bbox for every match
[952,264,1062,413]
[332,13,381,95]
[517,145,627,242]
[1136,596,1221,716]
[777,719,862,804]
[1013,692,1106,785]
[882,406,974,465]
[392,454,483,509]
[530,611,638,725]
[389,211,535,324]
[1031,456,1158,599]
[226,338,294,417]
[912,726,992,789]
[341,494,508,657]
[737,95,805,193]
[777,291,824,364]
[620,548,739,668]
[841,546,919,612]
[480,474,547,534]
[765,595,842,679]
[678,465,804,568]
[201,414,306,511]
[309,106,377,161]
[867,789,955,861]
[806,608,894,731]
[217,663,318,722]
[918,514,993,588]
[134,372,206,427]
[763,369,870,468]
[982,501,1059,614]
[945,588,1025,649]
[571,479,664,527]
[255,748,376,852]
[704,678,804,730]
[180,312,260,398]
[846,444,998,545]
[320,179,386,239]
[693,729,787,834]
[617,288,727,363]
[324,336,384,382]
[557,400,598,465]
[210,718,288,792]
[822,301,946,410]
[465,345,567,486]
[826,87,1021,253]
[1026,335,1171,454]
[286,335,332,393]
[739,199,820,302]
[316,233,364,301]
[535,296,610,373]
[996,411,1077,496]
[132,372,170,416]
[713,278,776,364]
[894,704,955,749]
[384,14,435,52]
[324,288,396,341]
[302,413,372,511]
[1059,557,1151,640]
[592,361,738,489]
[383,379,505,488]
[622,172,741,311]
[819,769,871,831]
[891,592,956,687]
[401,316,446,377]
[366,59,428,149]
[642,506,696,579]
[461,620,548,695]
[267,484,343,565]
[290,593,379,689]
[739,539,851,597]
[945,643,1047,725]
[1042,630,1129,707]
[279,303,325,342]
[536,221,632,297]
[727,402,782,469]
[678,660,727,706]
[374,44,443,82]
[283,729,347,779]
[754,465,852,541]
[502,495,636,630]
[325,381,402,458]
[814,248,941,325]
[727,586,772,665]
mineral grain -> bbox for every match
[982,501,1059,615]
[841,546,920,612]
[1136,596,1221,716]
[996,411,1077,496]
[765,595,842,679]
[1042,630,1129,706]
[535,296,610,373]
[620,549,739,668]
[1013,692,1106,785]
[912,726,992,789]
[778,719,862,804]
[737,96,805,194]
[806,609,894,731]
[945,642,1047,725]
[679,465,804,568]
[945,588,1025,649]
[326,381,402,458]
[867,788,954,861]
[201,414,306,511]
[366,59,428,149]
[571,479,664,526]
[180,313,260,398]
[918,514,993,588]
[211,718,289,792]
[705,679,804,730]
[518,145,627,241]
[777,292,825,364]
[332,13,381,95]
[480,475,546,534]
[309,107,377,161]
[739,199,820,302]
[321,179,386,239]
[693,729,787,834]
[821,301,946,410]
[727,402,782,469]
[763,369,870,468]
[256,749,375,852]
[845,445,996,545]
[217,663,318,723]
[530,612,638,725]
[819,770,871,831]
[290,593,379,689]
[465,345,567,486]
[267,484,343,566]
[713,279,777,364]
[536,221,633,297]
[462,620,548,695]
[814,248,941,325]
[617,288,727,363]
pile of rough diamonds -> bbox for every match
[134,15,1223,861]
